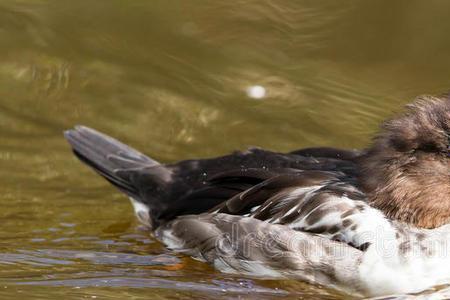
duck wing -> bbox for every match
[65,126,359,228]
[289,147,362,160]
[211,170,395,251]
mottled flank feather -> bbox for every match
[156,213,364,295]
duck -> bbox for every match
[64,94,450,297]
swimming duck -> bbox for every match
[65,95,450,297]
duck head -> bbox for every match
[359,95,450,228]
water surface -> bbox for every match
[1,1,450,299]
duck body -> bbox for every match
[65,95,450,297]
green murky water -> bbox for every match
[1,1,450,299]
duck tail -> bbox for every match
[64,125,161,199]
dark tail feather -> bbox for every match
[64,125,159,197]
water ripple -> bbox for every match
[0,249,179,267]
[15,277,289,296]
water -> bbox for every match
[1,1,450,299]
